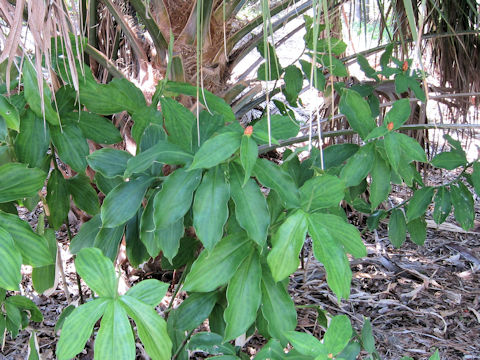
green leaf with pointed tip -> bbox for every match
[406,187,434,221]
[125,212,149,268]
[388,209,407,248]
[70,214,102,254]
[119,295,172,360]
[94,300,135,360]
[300,174,344,212]
[0,95,19,131]
[67,174,100,215]
[157,218,184,262]
[50,124,89,172]
[433,187,451,225]
[5,296,42,322]
[472,162,480,197]
[56,298,109,360]
[260,262,297,344]
[267,211,307,282]
[357,55,379,81]
[240,135,258,185]
[322,143,360,170]
[370,152,391,210]
[317,54,348,77]
[450,183,475,230]
[72,111,122,144]
[0,163,46,203]
[87,148,132,178]
[224,249,261,341]
[14,110,49,168]
[384,98,411,130]
[255,339,288,360]
[193,167,230,251]
[229,163,270,247]
[0,226,22,290]
[340,142,375,187]
[397,132,427,163]
[339,89,376,139]
[32,229,57,294]
[252,115,299,144]
[299,59,326,91]
[285,331,325,357]
[361,318,376,354]
[101,176,153,228]
[75,248,117,298]
[126,279,168,307]
[153,168,202,228]
[189,132,242,170]
[431,151,467,170]
[384,132,402,171]
[46,169,69,229]
[0,211,53,267]
[140,191,160,256]
[94,224,125,262]
[324,315,352,355]
[283,65,303,106]
[183,234,252,292]
[186,332,236,355]
[407,217,427,245]
[307,213,352,300]
[160,97,194,152]
[95,173,123,195]
[170,291,218,332]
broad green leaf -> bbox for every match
[323,143,359,169]
[5,301,21,337]
[46,169,69,229]
[183,234,252,292]
[95,173,124,195]
[75,248,117,298]
[189,132,242,170]
[257,42,283,80]
[361,318,376,354]
[283,65,303,106]
[472,162,480,196]
[285,331,325,357]
[224,249,262,340]
[14,110,49,168]
[125,140,193,177]
[193,167,230,251]
[450,183,475,230]
[255,158,300,209]
[87,148,132,178]
[300,174,344,212]
[0,226,22,290]
[0,163,46,203]
[94,301,135,360]
[267,211,308,282]
[56,298,109,360]
[229,163,270,247]
[397,132,427,163]
[153,168,202,228]
[406,187,434,221]
[433,186,451,225]
[388,209,407,248]
[260,263,297,344]
[253,115,299,144]
[310,37,347,55]
[431,151,467,170]
[157,218,184,261]
[140,123,167,152]
[299,59,326,91]
[395,73,409,93]
[171,291,218,331]
[119,295,172,360]
[192,111,225,151]
[339,89,376,139]
[0,211,53,267]
[317,54,348,77]
[160,97,194,152]
[384,98,411,130]
[101,176,153,228]
[50,124,89,172]
[131,106,164,145]
[73,112,122,144]
[140,191,161,256]
[70,214,102,254]
[6,295,43,321]
[307,214,352,300]
[356,55,379,81]
[0,95,19,131]
[125,211,149,268]
[240,135,258,185]
[324,315,352,355]
[407,217,427,245]
[340,142,375,187]
[67,174,100,215]
[187,332,236,355]
[126,279,168,307]
[54,305,74,332]
[370,152,391,210]
[32,229,57,294]
[94,224,125,262]
[384,132,402,171]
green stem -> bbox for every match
[83,44,125,79]
[171,328,195,360]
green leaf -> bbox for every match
[95,173,124,195]
[28,331,40,360]
[356,55,379,81]
[240,135,258,185]
[32,229,57,294]
[253,115,299,144]
[101,176,153,228]
[72,111,122,144]
[384,132,402,171]
[46,169,69,229]
[431,151,467,170]
[157,218,184,261]
[170,291,218,331]
[0,211,53,267]
[140,192,161,256]
[395,73,409,93]
[6,295,43,322]
[153,168,202,228]
[0,163,46,203]
[56,298,109,360]
[450,183,475,230]
[283,65,303,106]
[285,331,325,357]
[183,234,252,292]
[87,148,132,178]
[361,318,376,354]
[406,187,434,221]
[307,214,352,300]
[0,226,22,290]
[126,279,168,307]
[125,212,149,268]
[50,124,89,172]
[267,211,308,282]
[397,132,427,163]
[224,249,262,340]
[300,174,345,212]
[433,187,451,225]
[229,163,270,247]
[131,106,164,145]
[340,142,375,187]
[324,315,352,355]
[189,132,242,170]
[339,89,376,139]
[323,143,359,170]
[70,214,102,254]
[119,295,172,360]
[75,248,117,298]
[260,262,297,344]
[407,217,427,245]
[160,97,194,152]
[299,59,326,91]
[193,167,230,251]
[257,42,284,80]
[384,98,411,130]
[187,332,236,355]
[94,224,125,262]
[67,174,100,215]
[317,54,348,77]
[0,95,20,131]
[429,349,440,360]
[54,305,75,332]
[14,110,50,168]
[388,209,407,248]
[471,162,480,196]
[94,300,136,360]
[370,152,391,210]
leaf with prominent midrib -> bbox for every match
[157,218,184,262]
[0,95,20,131]
[193,167,230,251]
[0,226,22,291]
[169,291,218,332]
[67,174,100,215]
[14,110,50,168]
[340,142,375,187]
[240,135,258,185]
[407,217,427,245]
[160,97,194,152]
[450,183,475,230]
[94,224,125,262]
[0,163,46,203]
[406,187,434,221]
[189,132,242,170]
[75,248,117,298]
[46,169,70,229]
[300,174,344,212]
[74,111,122,145]
[388,209,407,248]
[339,89,376,140]
[431,151,467,170]
[87,148,132,178]
[433,186,451,225]
[50,124,89,173]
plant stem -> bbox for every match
[171,329,195,360]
